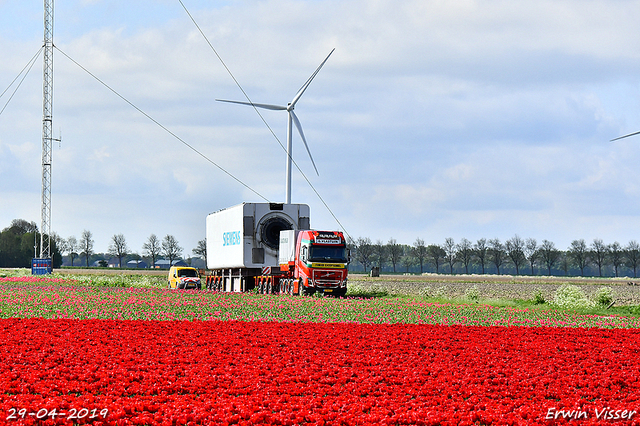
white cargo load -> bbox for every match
[206,202,310,270]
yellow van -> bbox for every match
[167,266,201,290]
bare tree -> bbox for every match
[626,240,640,278]
[401,247,416,273]
[66,236,78,267]
[193,239,207,266]
[505,235,526,275]
[373,239,387,270]
[108,233,129,268]
[474,238,488,274]
[524,238,538,275]
[590,238,608,277]
[56,236,70,265]
[80,230,94,267]
[387,238,403,273]
[609,241,623,278]
[426,244,445,273]
[443,237,457,274]
[488,238,505,275]
[539,239,559,276]
[143,234,162,268]
[560,252,570,276]
[569,239,588,276]
[355,237,374,273]
[456,238,473,274]
[413,238,427,273]
[162,235,183,267]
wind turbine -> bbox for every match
[217,49,335,204]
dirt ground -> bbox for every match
[349,273,640,305]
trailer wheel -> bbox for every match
[288,279,294,296]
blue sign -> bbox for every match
[32,258,52,275]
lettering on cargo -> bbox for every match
[222,231,241,246]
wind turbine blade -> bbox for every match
[611,130,640,142]
[291,111,319,176]
[216,99,287,111]
[290,48,335,108]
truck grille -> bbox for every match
[311,269,345,287]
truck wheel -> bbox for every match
[167,281,171,289]
[288,279,294,296]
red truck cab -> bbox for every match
[280,230,349,296]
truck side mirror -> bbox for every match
[347,249,351,263]
[301,246,308,262]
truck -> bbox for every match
[203,202,349,296]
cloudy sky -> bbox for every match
[2,0,640,257]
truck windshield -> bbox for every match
[178,269,198,277]
[308,245,348,262]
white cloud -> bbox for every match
[2,0,640,256]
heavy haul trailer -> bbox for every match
[204,202,348,295]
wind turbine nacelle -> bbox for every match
[206,202,310,270]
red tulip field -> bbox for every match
[1,275,640,425]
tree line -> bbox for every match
[0,218,207,269]
[348,235,640,278]
[58,232,206,268]
[4,217,639,278]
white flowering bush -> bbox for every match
[552,284,595,310]
[346,283,388,298]
[419,285,447,298]
[593,286,614,307]
[465,285,480,301]
[532,288,546,305]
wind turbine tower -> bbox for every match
[38,0,55,268]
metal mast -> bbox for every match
[40,0,54,259]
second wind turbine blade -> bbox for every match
[291,111,319,176]
[611,130,640,142]
[216,99,287,111]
